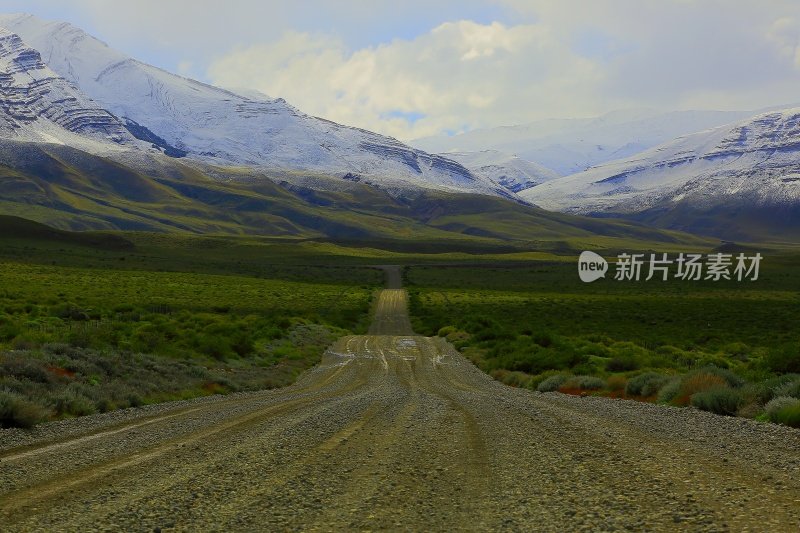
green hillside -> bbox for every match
[0,141,716,254]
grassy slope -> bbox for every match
[0,141,714,253]
[612,201,800,244]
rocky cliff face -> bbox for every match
[0,27,133,146]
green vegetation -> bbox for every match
[625,372,671,398]
[765,397,800,426]
[1,215,798,429]
[0,140,714,253]
[407,257,800,427]
[0,222,383,427]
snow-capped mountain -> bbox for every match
[440,150,559,193]
[0,14,511,199]
[520,109,800,218]
[414,109,759,176]
[0,26,137,152]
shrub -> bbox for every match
[1,357,52,384]
[528,370,565,391]
[657,378,681,403]
[502,371,534,389]
[765,396,799,418]
[625,372,671,397]
[437,326,457,337]
[196,334,231,360]
[691,366,744,388]
[774,378,800,399]
[770,403,800,428]
[765,396,800,428]
[127,393,144,407]
[43,343,74,356]
[673,373,728,406]
[537,374,569,392]
[740,375,798,405]
[0,316,21,341]
[0,390,48,428]
[50,388,97,417]
[562,375,605,391]
[690,388,743,416]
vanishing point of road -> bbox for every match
[1,266,798,531]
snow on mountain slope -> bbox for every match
[414,109,758,176]
[0,26,137,153]
[441,150,559,193]
[0,14,510,198]
[520,108,800,214]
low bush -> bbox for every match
[765,396,799,417]
[672,369,737,406]
[527,370,565,391]
[537,374,569,392]
[562,375,605,391]
[687,366,745,388]
[625,372,671,397]
[657,378,681,403]
[437,326,457,337]
[774,378,800,399]
[501,371,534,389]
[0,389,49,428]
[765,396,800,428]
[740,375,798,405]
[50,387,97,417]
[690,388,743,416]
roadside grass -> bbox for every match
[0,324,343,428]
[0,242,381,427]
[407,258,800,428]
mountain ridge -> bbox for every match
[438,150,559,193]
[0,13,514,200]
[414,108,772,176]
[520,108,800,241]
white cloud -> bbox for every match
[208,20,606,140]
[206,1,800,141]
[13,0,800,140]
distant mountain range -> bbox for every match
[0,13,512,200]
[0,13,797,243]
[418,103,800,241]
[520,109,800,241]
[414,108,765,176]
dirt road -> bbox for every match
[1,268,799,531]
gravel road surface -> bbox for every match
[1,267,798,531]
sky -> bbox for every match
[2,0,800,141]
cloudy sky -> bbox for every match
[3,0,800,140]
